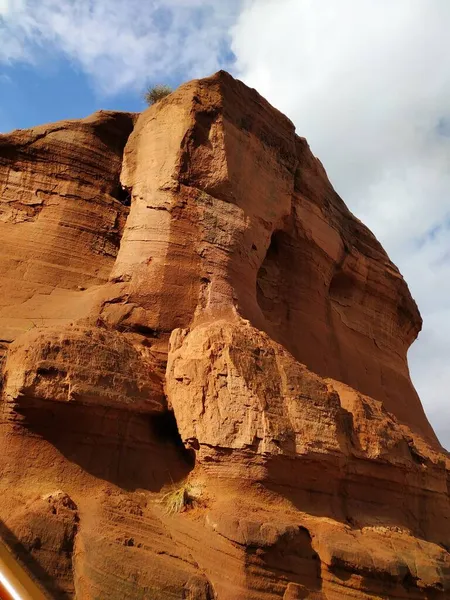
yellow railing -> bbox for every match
[0,539,48,600]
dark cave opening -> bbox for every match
[150,410,196,469]
[111,182,132,206]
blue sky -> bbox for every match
[1,56,159,132]
[1,59,126,131]
[1,0,450,448]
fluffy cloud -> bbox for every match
[0,0,239,93]
[232,0,450,447]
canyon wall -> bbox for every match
[0,71,448,600]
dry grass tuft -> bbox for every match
[144,84,172,106]
[162,482,202,514]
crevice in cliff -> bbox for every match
[111,181,132,207]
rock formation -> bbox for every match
[0,71,448,599]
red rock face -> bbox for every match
[0,110,135,351]
[0,71,448,600]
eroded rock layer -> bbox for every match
[0,110,135,349]
[0,71,448,600]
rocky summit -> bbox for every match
[0,71,449,599]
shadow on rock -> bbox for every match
[18,401,194,492]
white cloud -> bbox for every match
[232,0,450,448]
[0,0,14,15]
[0,0,239,94]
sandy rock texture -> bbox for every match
[0,110,135,352]
[0,71,448,599]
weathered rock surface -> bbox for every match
[4,324,164,413]
[0,71,448,599]
[0,110,135,350]
[3,491,79,598]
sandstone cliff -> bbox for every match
[0,71,448,600]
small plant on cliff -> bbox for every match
[144,84,172,106]
[162,481,202,514]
